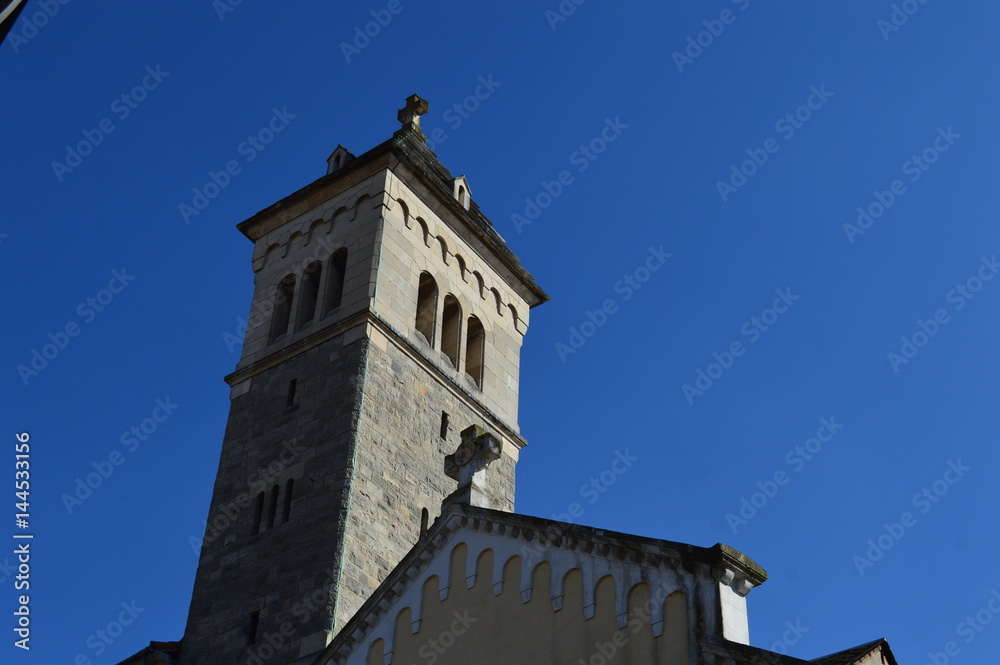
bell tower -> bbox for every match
[179,95,548,665]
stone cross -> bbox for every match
[444,425,502,510]
[396,94,429,133]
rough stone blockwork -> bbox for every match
[336,336,516,627]
[181,334,367,665]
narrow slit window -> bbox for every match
[440,412,449,440]
[465,316,485,388]
[248,611,260,645]
[441,295,461,368]
[282,478,294,523]
[286,379,297,408]
[267,485,279,530]
[251,492,265,535]
[296,262,322,330]
[420,508,430,535]
[269,275,296,342]
[415,272,438,345]
[325,249,348,314]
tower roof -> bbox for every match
[811,638,899,665]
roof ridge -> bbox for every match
[811,637,897,665]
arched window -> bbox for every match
[415,272,438,345]
[325,248,348,314]
[441,295,461,369]
[269,275,296,342]
[453,178,471,209]
[465,316,485,388]
[296,262,322,330]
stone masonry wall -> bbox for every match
[374,172,531,429]
[180,331,367,665]
[182,158,531,665]
[333,327,515,629]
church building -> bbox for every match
[118,96,902,665]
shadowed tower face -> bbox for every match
[178,96,547,665]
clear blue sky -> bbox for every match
[3,1,999,663]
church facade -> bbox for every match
[119,96,901,665]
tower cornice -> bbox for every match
[234,133,549,309]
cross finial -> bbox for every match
[396,94,429,135]
[444,425,503,510]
